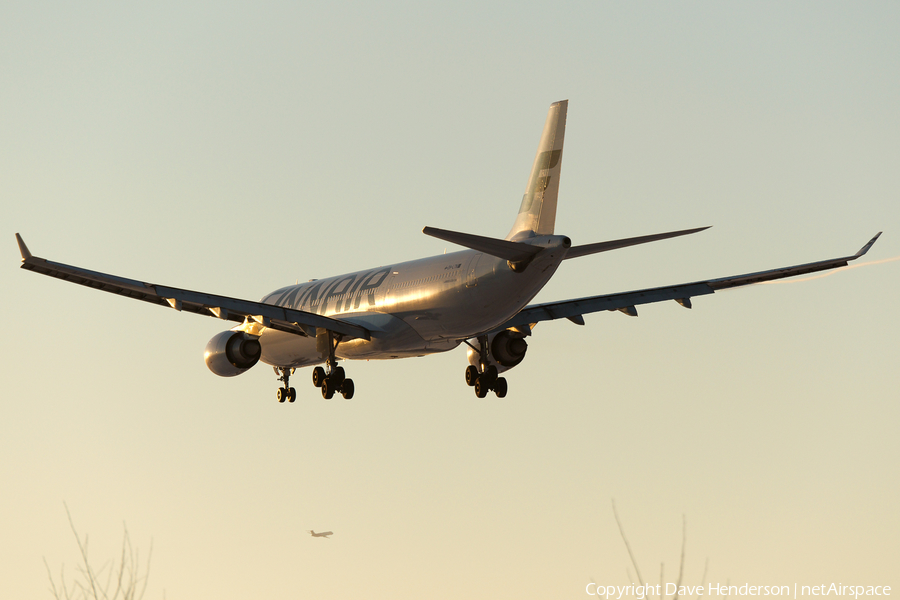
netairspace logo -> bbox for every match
[586,584,892,599]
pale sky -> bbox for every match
[2,2,898,599]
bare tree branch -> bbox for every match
[673,515,686,600]
[45,505,154,600]
[696,557,709,600]
[659,562,665,600]
[65,503,100,600]
[609,506,727,600]
[612,499,645,587]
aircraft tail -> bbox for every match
[506,100,568,240]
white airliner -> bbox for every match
[16,100,881,401]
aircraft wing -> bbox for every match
[15,234,370,341]
[492,232,882,332]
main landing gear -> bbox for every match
[273,331,355,402]
[275,367,297,403]
[464,335,508,398]
[311,365,354,399]
[311,331,355,400]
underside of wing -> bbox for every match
[15,234,370,341]
[491,232,882,333]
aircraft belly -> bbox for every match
[259,329,323,368]
[336,312,458,359]
[260,311,458,368]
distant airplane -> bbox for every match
[309,530,333,538]
[15,100,881,401]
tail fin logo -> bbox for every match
[519,149,562,214]
[506,100,568,240]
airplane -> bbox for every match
[15,100,881,401]
[309,530,333,539]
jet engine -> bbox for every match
[205,331,262,377]
[466,329,529,374]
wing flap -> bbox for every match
[499,282,714,331]
[17,237,370,341]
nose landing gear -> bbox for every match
[275,367,297,403]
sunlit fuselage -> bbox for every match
[255,235,571,368]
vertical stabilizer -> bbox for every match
[506,100,568,240]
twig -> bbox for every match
[673,515,686,600]
[612,499,644,586]
[65,502,101,600]
[696,558,709,600]
[44,557,63,600]
[659,563,664,600]
[46,504,153,600]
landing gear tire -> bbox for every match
[314,330,354,399]
[485,364,498,380]
[494,377,507,398]
[465,365,479,387]
[312,366,326,388]
[474,377,489,398]
[276,367,296,403]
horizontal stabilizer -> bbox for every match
[423,226,542,262]
[565,226,710,260]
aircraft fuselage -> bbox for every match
[255,235,571,367]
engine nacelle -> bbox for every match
[466,330,529,374]
[205,331,262,377]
